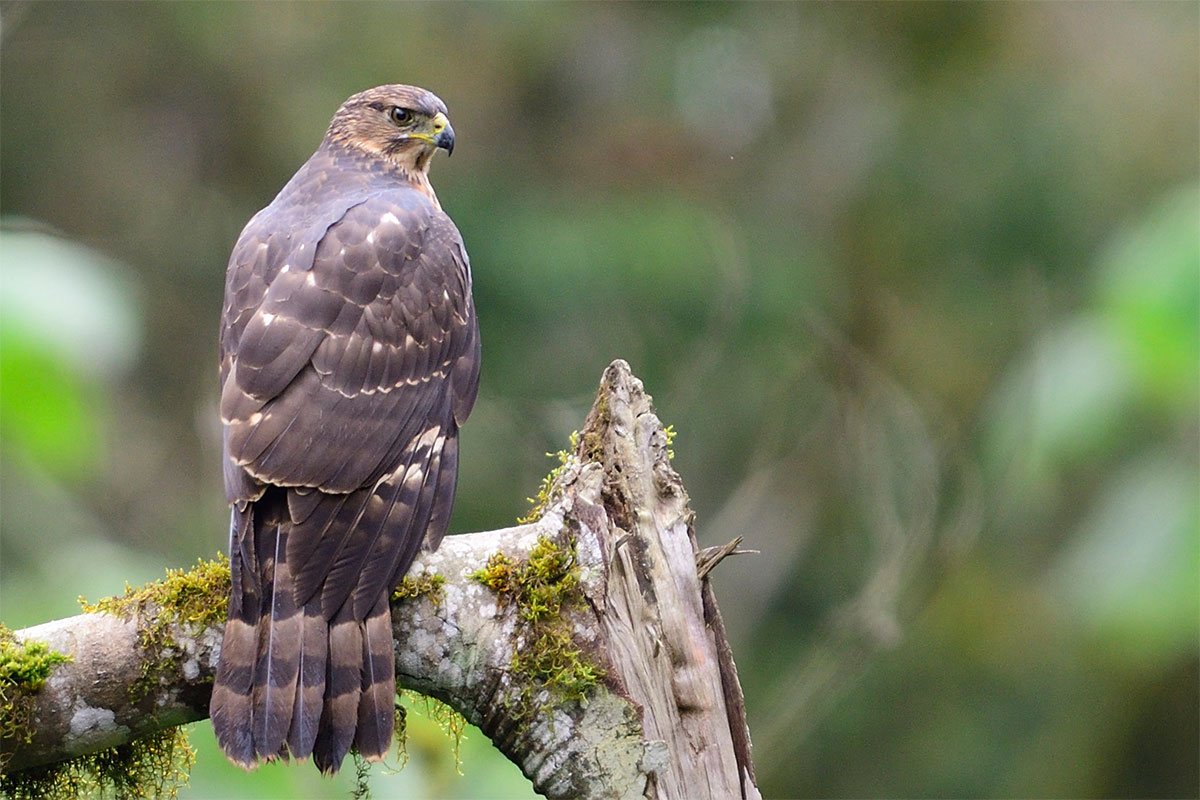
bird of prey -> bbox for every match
[210,85,479,774]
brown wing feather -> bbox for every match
[223,195,473,494]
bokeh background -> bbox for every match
[2,2,1197,798]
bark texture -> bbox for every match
[2,360,760,799]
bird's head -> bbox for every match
[326,84,455,175]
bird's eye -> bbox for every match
[388,107,413,126]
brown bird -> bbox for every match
[210,85,479,774]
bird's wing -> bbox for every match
[219,188,479,613]
[222,189,477,490]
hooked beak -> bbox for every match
[429,111,455,156]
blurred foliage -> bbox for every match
[1,2,1196,797]
[0,225,140,478]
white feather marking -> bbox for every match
[372,341,383,353]
[261,312,276,326]
[366,231,376,245]
[381,212,401,226]
[396,368,444,387]
[249,411,264,425]
[305,272,316,285]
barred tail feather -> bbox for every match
[312,607,363,774]
[319,433,428,619]
[211,508,262,769]
[211,617,260,768]
[353,594,395,760]
[287,599,327,760]
[251,524,302,761]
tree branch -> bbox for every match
[2,360,760,799]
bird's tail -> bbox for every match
[312,593,395,772]
[210,504,395,774]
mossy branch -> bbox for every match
[0,360,760,800]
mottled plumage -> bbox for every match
[210,85,479,774]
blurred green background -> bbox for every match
[1,2,1197,798]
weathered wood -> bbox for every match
[2,360,760,798]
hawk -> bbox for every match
[210,85,479,774]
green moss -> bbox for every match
[351,751,372,800]
[579,390,609,464]
[517,432,580,524]
[393,702,409,768]
[392,572,446,605]
[0,623,73,771]
[0,625,72,691]
[663,423,677,460]
[422,697,466,770]
[78,554,230,629]
[0,725,195,800]
[470,534,604,720]
[11,556,230,799]
[3,562,212,796]
[399,692,466,773]
[79,554,231,702]
[471,551,516,595]
[575,382,612,465]
[351,692,466,793]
